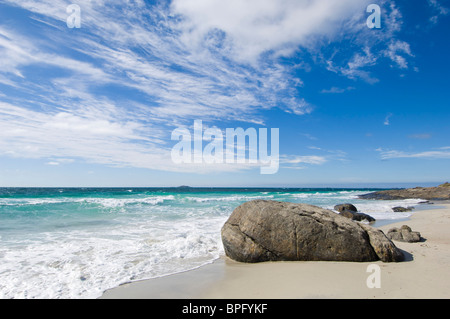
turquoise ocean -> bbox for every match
[0,187,424,299]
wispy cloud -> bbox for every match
[281,147,348,170]
[384,40,414,69]
[428,0,449,24]
[320,86,355,94]
[0,101,172,169]
[300,133,318,141]
[0,0,428,174]
[408,133,432,140]
[46,161,61,166]
[282,155,328,166]
[2,0,315,123]
[377,148,450,160]
[324,2,415,83]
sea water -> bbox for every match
[0,187,425,299]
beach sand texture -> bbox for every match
[101,203,450,299]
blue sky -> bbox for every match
[0,0,449,187]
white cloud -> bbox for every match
[280,150,351,170]
[0,25,108,81]
[377,148,450,160]
[408,133,432,140]
[0,101,275,174]
[170,0,373,63]
[301,133,318,141]
[325,46,380,84]
[0,101,171,169]
[428,0,449,24]
[323,1,413,82]
[280,147,348,169]
[321,86,355,94]
[282,155,328,166]
[384,40,414,69]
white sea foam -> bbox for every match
[290,193,310,198]
[0,213,227,299]
[0,195,175,208]
[0,198,67,206]
[324,198,424,221]
[186,195,274,203]
[82,195,175,207]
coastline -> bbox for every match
[100,202,450,299]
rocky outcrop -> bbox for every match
[358,183,450,200]
[334,203,376,224]
[392,206,414,212]
[387,225,422,243]
[221,200,404,263]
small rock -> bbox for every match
[334,203,375,224]
[392,206,414,212]
[334,203,358,213]
[339,210,376,224]
[387,225,422,243]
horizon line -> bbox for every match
[0,182,444,189]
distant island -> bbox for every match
[359,183,450,200]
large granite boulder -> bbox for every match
[221,200,404,263]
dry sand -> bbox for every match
[101,203,450,299]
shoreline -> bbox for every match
[100,201,450,299]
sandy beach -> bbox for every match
[101,202,450,299]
